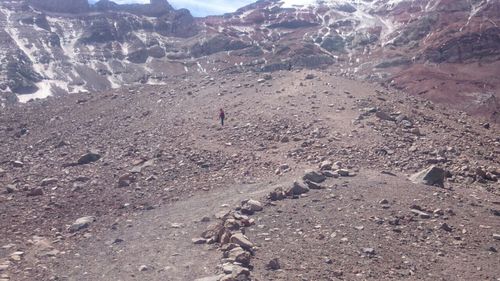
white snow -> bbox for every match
[2,8,46,74]
[460,0,488,32]
[17,81,56,103]
[197,62,207,73]
[280,0,318,8]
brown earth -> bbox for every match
[0,69,498,281]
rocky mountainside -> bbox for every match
[0,0,499,121]
[0,69,498,281]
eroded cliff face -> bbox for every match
[29,0,90,13]
[0,0,498,120]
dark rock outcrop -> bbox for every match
[320,34,346,53]
[30,0,90,14]
[268,20,318,29]
[424,27,500,63]
[190,35,251,58]
[93,0,173,17]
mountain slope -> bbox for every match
[0,0,499,121]
[0,69,498,281]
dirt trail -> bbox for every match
[54,177,300,281]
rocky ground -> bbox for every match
[0,69,498,281]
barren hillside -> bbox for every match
[0,69,498,280]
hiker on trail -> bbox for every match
[219,108,225,126]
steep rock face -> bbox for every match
[0,0,202,104]
[155,8,198,38]
[190,35,250,57]
[93,0,173,17]
[29,0,89,14]
[424,27,500,63]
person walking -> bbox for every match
[219,108,225,126]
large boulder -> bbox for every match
[226,246,251,266]
[303,170,326,183]
[285,181,310,196]
[409,166,445,187]
[229,233,253,250]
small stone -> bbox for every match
[109,238,124,245]
[375,111,395,121]
[27,188,44,196]
[222,263,233,274]
[319,160,333,171]
[229,265,250,278]
[279,164,290,172]
[138,265,148,272]
[245,199,263,212]
[332,270,343,277]
[68,216,96,233]
[215,210,231,219]
[11,161,24,168]
[410,128,421,135]
[379,199,389,205]
[493,234,500,240]
[410,209,431,219]
[227,247,251,265]
[2,244,15,250]
[192,238,207,244]
[362,248,375,255]
[322,170,339,178]
[440,223,453,232]
[194,275,225,281]
[5,185,17,194]
[40,178,58,186]
[337,169,350,177]
[77,151,101,165]
[43,249,60,257]
[266,258,281,270]
[118,173,135,187]
[269,189,285,201]
[433,209,445,216]
[10,251,24,261]
[305,180,324,189]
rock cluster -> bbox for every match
[270,167,354,201]
[195,167,357,280]
[195,199,265,281]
